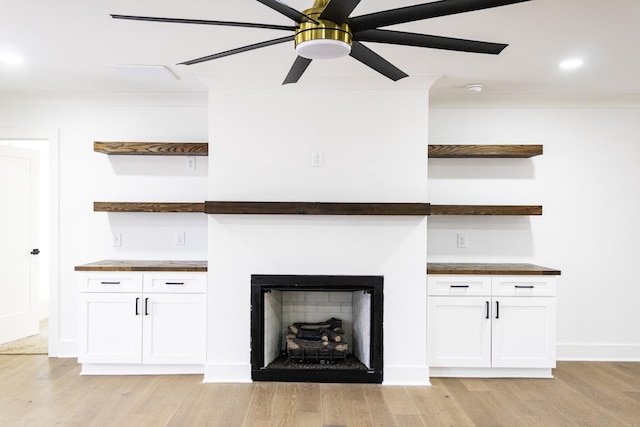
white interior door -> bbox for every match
[0,145,39,344]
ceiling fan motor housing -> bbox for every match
[295,0,353,59]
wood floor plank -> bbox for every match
[297,382,322,414]
[2,357,640,426]
[265,383,300,427]
[246,382,277,425]
[554,361,640,425]
[361,384,398,426]
[320,383,354,426]
[406,382,475,427]
[438,377,502,426]
[380,386,421,416]
[341,384,375,427]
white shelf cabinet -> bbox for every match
[78,271,206,375]
[428,274,556,378]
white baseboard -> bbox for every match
[81,363,204,375]
[430,367,553,378]
[557,344,640,361]
[50,339,77,358]
[203,362,252,383]
[383,365,431,386]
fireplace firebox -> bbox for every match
[251,275,383,383]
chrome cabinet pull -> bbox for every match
[101,281,121,285]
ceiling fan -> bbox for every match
[112,0,531,85]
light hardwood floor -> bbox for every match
[1,356,639,426]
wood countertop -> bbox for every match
[74,260,207,272]
[75,261,559,275]
[427,263,561,276]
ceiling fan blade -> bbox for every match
[178,35,294,66]
[319,0,361,24]
[355,29,507,55]
[110,14,295,31]
[255,0,318,24]
[283,56,313,85]
[349,41,408,81]
[350,0,532,31]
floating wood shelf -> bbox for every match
[75,260,207,272]
[94,202,205,213]
[94,141,208,156]
[428,145,543,158]
[93,202,540,216]
[430,205,542,216]
[427,263,561,276]
[205,201,431,216]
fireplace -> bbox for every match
[251,274,383,383]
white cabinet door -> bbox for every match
[492,297,556,368]
[428,296,491,368]
[142,293,206,364]
[78,293,142,364]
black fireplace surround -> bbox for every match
[251,274,384,384]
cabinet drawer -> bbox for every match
[492,276,556,297]
[143,273,207,293]
[428,275,491,296]
[79,273,143,293]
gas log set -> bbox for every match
[286,318,348,364]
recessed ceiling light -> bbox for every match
[0,52,25,65]
[466,84,484,93]
[559,58,584,70]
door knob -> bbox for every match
[30,248,40,255]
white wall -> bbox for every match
[206,85,430,384]
[428,100,640,360]
[3,89,636,365]
[0,94,208,355]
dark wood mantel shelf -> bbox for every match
[94,141,208,156]
[94,202,205,213]
[205,201,431,216]
[93,202,542,216]
[428,145,543,158]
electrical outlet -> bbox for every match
[457,234,468,248]
[175,231,186,246]
[112,232,122,247]
[185,156,196,171]
[311,150,324,167]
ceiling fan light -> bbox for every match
[296,39,351,60]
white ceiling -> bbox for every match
[1,0,639,98]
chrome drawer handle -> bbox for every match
[101,281,121,285]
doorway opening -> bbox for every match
[0,132,58,355]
